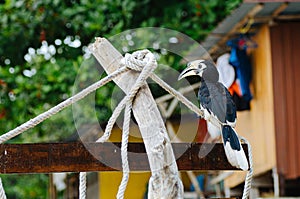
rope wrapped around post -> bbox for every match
[96,50,157,143]
[96,50,158,199]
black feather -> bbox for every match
[222,125,241,151]
[198,81,236,123]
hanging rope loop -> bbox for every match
[79,172,87,199]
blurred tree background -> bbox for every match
[0,0,241,198]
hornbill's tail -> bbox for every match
[222,125,249,171]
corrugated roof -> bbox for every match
[214,4,257,34]
[201,2,300,58]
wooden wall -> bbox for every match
[225,24,277,187]
[270,22,300,180]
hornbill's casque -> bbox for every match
[178,60,248,171]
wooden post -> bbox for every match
[90,38,184,198]
[49,173,56,199]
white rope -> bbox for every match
[116,103,131,199]
[79,172,87,199]
[241,137,253,199]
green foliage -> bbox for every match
[0,0,241,197]
[1,174,48,198]
[0,0,242,140]
[0,0,241,66]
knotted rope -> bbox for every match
[0,48,253,199]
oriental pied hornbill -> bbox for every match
[178,60,248,171]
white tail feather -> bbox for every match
[207,119,249,171]
[224,142,249,171]
[222,127,249,171]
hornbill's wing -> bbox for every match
[198,82,230,124]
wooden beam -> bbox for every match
[206,3,264,58]
[0,142,248,174]
[272,3,289,17]
[209,3,263,53]
[255,14,300,22]
[277,14,300,20]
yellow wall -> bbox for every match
[97,116,200,198]
[98,124,150,198]
[225,25,277,187]
[99,172,150,199]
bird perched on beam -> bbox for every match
[178,60,248,171]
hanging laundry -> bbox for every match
[216,53,235,88]
[228,79,242,97]
[216,52,250,111]
[227,35,255,102]
[230,79,251,111]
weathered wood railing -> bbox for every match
[0,142,248,173]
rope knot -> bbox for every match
[120,49,157,73]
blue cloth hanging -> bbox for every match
[227,38,253,102]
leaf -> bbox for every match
[41,85,51,93]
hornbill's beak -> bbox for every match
[178,61,202,80]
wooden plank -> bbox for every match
[0,142,248,174]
